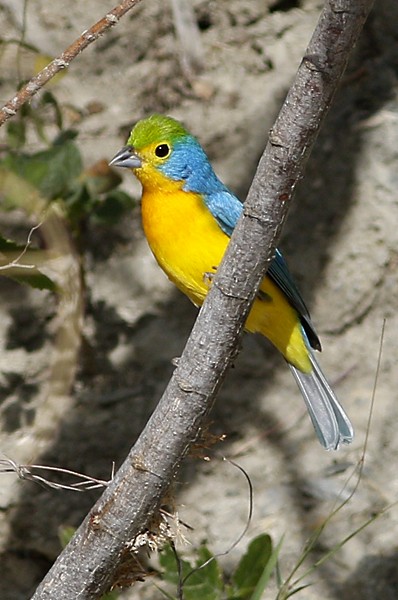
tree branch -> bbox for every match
[0,0,144,127]
[31,1,374,598]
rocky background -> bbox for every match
[1,1,398,598]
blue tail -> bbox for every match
[289,351,353,450]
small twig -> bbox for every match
[179,456,253,594]
[0,221,43,271]
[0,0,144,127]
[0,454,113,492]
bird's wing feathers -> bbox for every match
[203,190,242,237]
[204,191,321,350]
[268,250,310,319]
[268,250,321,350]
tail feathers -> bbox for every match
[289,352,353,450]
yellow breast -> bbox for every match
[138,167,310,372]
[141,171,229,306]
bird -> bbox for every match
[110,114,353,450]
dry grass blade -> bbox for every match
[0,454,113,492]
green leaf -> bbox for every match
[41,90,64,130]
[185,546,223,600]
[1,152,47,194]
[0,234,57,292]
[231,534,273,599]
[1,137,83,201]
[92,190,135,225]
[39,139,83,199]
[160,544,223,600]
[6,119,26,149]
[82,159,122,196]
[53,129,78,145]
[249,536,284,600]
[58,525,76,549]
[61,182,94,227]
[100,590,120,600]
[0,235,25,253]
[159,544,192,586]
[0,166,47,213]
[30,107,48,145]
[1,266,57,291]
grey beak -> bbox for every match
[109,146,142,169]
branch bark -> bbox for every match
[0,0,144,127]
[32,1,374,598]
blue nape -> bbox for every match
[158,136,243,236]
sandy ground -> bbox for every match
[1,1,398,598]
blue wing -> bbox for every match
[204,191,321,351]
[268,249,310,319]
[203,189,242,237]
[268,250,321,350]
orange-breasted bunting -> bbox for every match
[110,114,353,450]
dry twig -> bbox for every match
[0,455,112,492]
[0,0,144,127]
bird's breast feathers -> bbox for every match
[140,170,230,305]
[138,162,311,371]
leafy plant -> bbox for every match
[158,534,280,600]
[5,89,64,150]
[0,89,135,290]
[0,234,56,290]
[1,128,133,233]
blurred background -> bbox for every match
[1,1,398,598]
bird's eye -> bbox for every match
[154,143,170,158]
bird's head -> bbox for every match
[110,114,217,191]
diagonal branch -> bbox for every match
[31,1,374,598]
[0,0,144,127]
